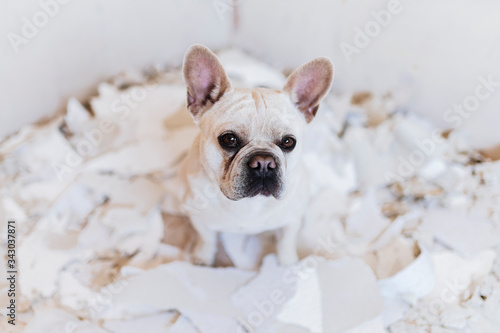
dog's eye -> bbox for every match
[280,136,296,150]
[219,133,239,148]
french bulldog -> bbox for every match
[174,44,334,266]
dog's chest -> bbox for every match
[184,178,308,234]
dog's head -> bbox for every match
[183,45,334,201]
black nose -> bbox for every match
[248,154,276,174]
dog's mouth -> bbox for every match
[243,174,282,199]
[248,186,272,198]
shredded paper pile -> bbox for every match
[1,49,499,332]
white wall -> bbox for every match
[2,0,500,149]
[234,0,500,149]
[0,0,231,138]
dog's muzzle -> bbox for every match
[242,152,282,198]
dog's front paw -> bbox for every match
[191,252,215,266]
[277,250,298,266]
[191,240,217,266]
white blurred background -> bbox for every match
[1,0,500,149]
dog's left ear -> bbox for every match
[284,57,334,123]
[183,44,232,119]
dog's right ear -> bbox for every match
[183,44,232,119]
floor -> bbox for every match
[0,49,499,333]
